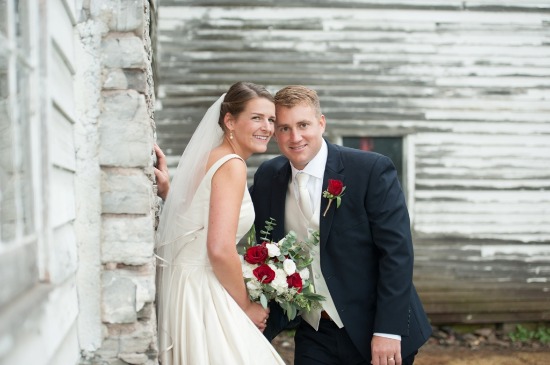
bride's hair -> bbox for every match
[218,82,274,131]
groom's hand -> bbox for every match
[371,336,401,365]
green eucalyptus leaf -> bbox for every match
[260,294,268,309]
[287,305,297,321]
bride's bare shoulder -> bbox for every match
[206,146,243,171]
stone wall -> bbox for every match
[75,1,159,364]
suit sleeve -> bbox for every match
[366,155,413,335]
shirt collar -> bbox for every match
[290,139,327,182]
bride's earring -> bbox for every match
[230,131,234,140]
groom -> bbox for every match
[250,85,431,365]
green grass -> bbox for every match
[508,324,550,344]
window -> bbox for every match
[0,0,40,309]
[341,135,414,218]
[343,136,404,185]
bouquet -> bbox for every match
[240,218,325,320]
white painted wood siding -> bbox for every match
[0,1,80,364]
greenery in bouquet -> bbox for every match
[239,218,325,321]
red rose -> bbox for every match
[327,179,344,196]
[245,245,268,264]
[286,272,303,293]
[253,264,276,283]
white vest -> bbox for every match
[285,180,344,330]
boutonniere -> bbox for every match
[322,179,346,217]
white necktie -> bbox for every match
[296,173,312,219]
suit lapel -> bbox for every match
[320,143,344,250]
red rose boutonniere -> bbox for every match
[322,179,345,217]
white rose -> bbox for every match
[242,263,254,279]
[247,280,261,291]
[271,268,289,294]
[265,243,281,257]
[299,268,310,281]
[283,259,296,275]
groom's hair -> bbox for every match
[274,85,322,118]
[218,82,274,130]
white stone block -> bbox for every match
[102,36,146,69]
[90,0,144,33]
[102,215,154,265]
[119,352,148,364]
[135,273,155,313]
[101,320,156,355]
[103,68,128,89]
[118,323,155,354]
[103,69,147,92]
[101,169,152,214]
[101,265,156,325]
[102,271,137,324]
[99,91,153,167]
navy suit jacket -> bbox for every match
[250,142,431,360]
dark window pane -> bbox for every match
[342,137,404,186]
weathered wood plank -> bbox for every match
[160,7,550,23]
[426,301,550,314]
[0,240,39,308]
[50,167,76,228]
[420,290,550,303]
[162,0,550,12]
[50,0,76,71]
[51,106,76,172]
[51,47,76,121]
[427,311,550,324]
[161,0,464,10]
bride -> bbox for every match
[155,82,286,364]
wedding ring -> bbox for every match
[263,319,267,324]
[389,358,394,361]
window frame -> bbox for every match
[332,132,416,225]
[0,0,45,311]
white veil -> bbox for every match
[155,93,226,362]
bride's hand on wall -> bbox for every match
[154,144,170,200]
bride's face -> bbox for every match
[229,97,275,157]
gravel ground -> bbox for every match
[272,327,550,365]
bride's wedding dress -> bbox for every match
[160,154,285,365]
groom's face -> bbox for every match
[274,103,326,170]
